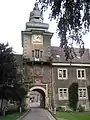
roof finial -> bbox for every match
[34,2,39,10]
[29,2,43,23]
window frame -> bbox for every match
[77,69,86,80]
[58,68,68,80]
[40,50,43,58]
[58,88,68,100]
[32,49,43,59]
[32,50,34,57]
[78,87,88,100]
[35,49,39,58]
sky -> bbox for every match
[0,0,90,54]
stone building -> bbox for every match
[16,3,90,110]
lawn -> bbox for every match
[56,112,90,120]
[0,113,22,120]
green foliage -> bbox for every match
[77,104,85,112]
[0,43,18,85]
[69,83,78,111]
[0,86,14,100]
[0,43,19,115]
[87,85,90,103]
[0,43,18,97]
[56,111,90,120]
[39,0,90,60]
[13,84,28,102]
[0,113,22,120]
[56,106,66,112]
[13,84,28,112]
[0,43,28,114]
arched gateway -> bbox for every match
[25,85,49,109]
[30,86,48,108]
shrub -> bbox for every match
[69,83,78,111]
[87,86,90,105]
[56,106,66,112]
[77,104,85,112]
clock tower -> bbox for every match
[22,3,53,109]
[22,3,53,61]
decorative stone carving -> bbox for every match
[26,2,49,30]
[35,77,41,84]
[29,2,43,23]
[34,67,42,76]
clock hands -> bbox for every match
[35,35,41,41]
[32,35,43,44]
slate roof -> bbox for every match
[51,46,90,63]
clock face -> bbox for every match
[32,34,43,44]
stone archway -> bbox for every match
[30,86,48,108]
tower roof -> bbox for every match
[26,2,49,31]
[29,3,43,23]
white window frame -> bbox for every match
[77,69,86,80]
[78,87,88,100]
[58,88,68,100]
[58,68,68,80]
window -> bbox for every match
[9,100,14,104]
[78,88,87,99]
[35,49,39,58]
[32,50,34,57]
[58,68,68,79]
[40,50,43,58]
[58,88,68,100]
[77,69,86,79]
[32,49,43,59]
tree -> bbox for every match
[0,43,18,115]
[0,43,17,85]
[0,43,28,115]
[87,85,90,106]
[38,0,90,60]
[69,83,78,111]
[13,83,28,112]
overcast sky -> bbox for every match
[0,0,90,54]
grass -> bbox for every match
[56,111,90,120]
[0,112,23,120]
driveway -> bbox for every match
[22,108,56,120]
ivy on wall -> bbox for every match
[69,82,78,111]
[87,85,90,105]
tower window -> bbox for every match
[40,51,43,58]
[35,49,39,58]
[32,50,34,57]
[32,49,43,58]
